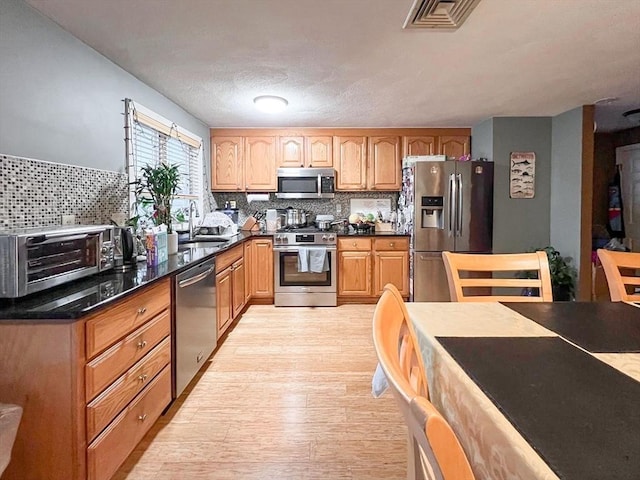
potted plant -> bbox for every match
[133,163,181,254]
[518,246,577,300]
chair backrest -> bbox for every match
[597,249,640,302]
[442,251,553,302]
[372,283,428,399]
[407,396,475,480]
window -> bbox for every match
[124,98,203,229]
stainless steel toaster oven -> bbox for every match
[0,225,115,298]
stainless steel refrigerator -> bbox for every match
[397,157,494,301]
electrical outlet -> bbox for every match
[61,214,75,225]
[336,204,342,214]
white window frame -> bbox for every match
[124,99,203,229]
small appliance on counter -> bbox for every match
[0,225,115,298]
[113,226,137,272]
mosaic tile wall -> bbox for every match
[0,154,129,230]
[213,191,398,226]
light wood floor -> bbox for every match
[114,304,407,479]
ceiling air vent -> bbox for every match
[403,0,482,30]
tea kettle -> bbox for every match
[114,226,137,271]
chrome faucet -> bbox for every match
[188,200,199,240]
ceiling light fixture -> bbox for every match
[253,95,288,114]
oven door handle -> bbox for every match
[274,246,337,252]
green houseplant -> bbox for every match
[519,246,577,300]
[133,163,181,233]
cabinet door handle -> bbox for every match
[138,373,148,383]
[352,242,357,247]
[137,340,147,349]
[137,307,147,315]
[138,414,147,422]
[389,242,395,247]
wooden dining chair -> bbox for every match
[372,283,428,399]
[442,251,553,302]
[373,284,475,480]
[597,249,640,302]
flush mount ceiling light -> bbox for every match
[253,95,288,114]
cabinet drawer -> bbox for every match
[86,337,171,441]
[338,237,372,251]
[216,244,243,272]
[87,365,171,480]
[86,309,171,400]
[373,237,409,251]
[86,279,170,359]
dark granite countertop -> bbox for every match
[0,231,265,321]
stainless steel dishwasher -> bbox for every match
[174,257,217,397]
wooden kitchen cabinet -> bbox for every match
[335,136,367,190]
[439,135,470,159]
[244,136,277,191]
[215,244,245,337]
[216,268,233,337]
[252,238,274,298]
[211,136,243,191]
[0,279,172,480]
[305,136,333,167]
[278,136,305,167]
[338,236,409,302]
[373,237,410,296]
[338,237,373,296]
[368,136,401,190]
[403,135,438,156]
[244,240,253,303]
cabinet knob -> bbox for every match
[352,242,357,247]
[138,414,147,422]
[137,307,147,315]
[138,373,148,383]
[137,340,147,349]
[389,242,395,247]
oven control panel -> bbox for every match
[274,232,336,246]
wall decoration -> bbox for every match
[509,152,535,198]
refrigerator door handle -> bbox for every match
[456,173,463,237]
[448,173,456,237]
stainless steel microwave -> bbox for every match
[276,168,335,199]
[0,225,115,298]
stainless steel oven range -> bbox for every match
[273,228,337,307]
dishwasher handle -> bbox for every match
[178,266,215,288]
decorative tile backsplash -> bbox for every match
[0,154,129,230]
[213,191,398,226]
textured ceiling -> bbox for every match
[25,0,640,132]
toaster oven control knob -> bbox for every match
[328,235,335,241]
[321,235,328,241]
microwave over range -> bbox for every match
[276,167,335,199]
[0,225,115,298]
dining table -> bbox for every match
[406,301,640,480]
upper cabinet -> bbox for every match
[368,136,401,190]
[278,136,333,168]
[305,136,333,168]
[277,136,305,168]
[403,135,437,156]
[439,135,470,159]
[211,129,470,192]
[335,136,367,190]
[244,137,276,191]
[211,135,276,191]
[211,137,243,191]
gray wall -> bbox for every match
[550,107,584,271]
[0,0,209,173]
[472,117,552,253]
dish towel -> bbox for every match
[308,247,329,273]
[298,247,310,273]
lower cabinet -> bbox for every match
[338,236,409,301]
[215,244,245,338]
[0,278,172,480]
[252,238,274,298]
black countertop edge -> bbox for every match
[0,231,266,321]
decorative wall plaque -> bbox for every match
[509,152,535,198]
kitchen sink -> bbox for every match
[178,240,229,250]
